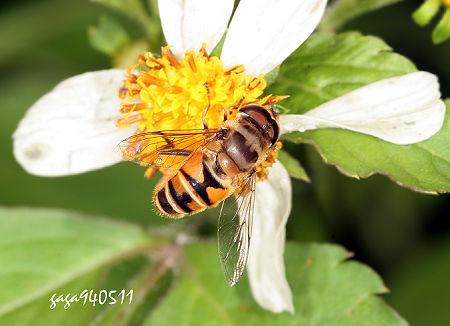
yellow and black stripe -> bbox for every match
[154,151,230,217]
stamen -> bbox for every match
[225,65,245,75]
[120,103,150,114]
[199,46,209,58]
[139,74,166,88]
[117,114,142,127]
[256,142,282,182]
[261,95,290,106]
[162,47,182,69]
[187,55,197,72]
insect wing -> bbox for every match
[217,173,256,286]
[119,129,219,170]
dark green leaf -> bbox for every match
[270,32,449,193]
[284,100,450,194]
[92,0,150,29]
[269,32,417,114]
[320,0,404,31]
[88,15,130,56]
[210,31,227,58]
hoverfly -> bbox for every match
[120,94,280,286]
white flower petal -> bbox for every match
[248,161,294,313]
[158,0,234,58]
[280,72,446,145]
[13,69,136,176]
[221,0,326,76]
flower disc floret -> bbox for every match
[118,45,276,131]
[117,45,285,179]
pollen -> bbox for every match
[256,141,282,182]
[118,45,285,179]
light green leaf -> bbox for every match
[0,268,105,326]
[270,32,450,193]
[319,0,404,31]
[88,15,130,56]
[0,207,154,320]
[112,40,150,69]
[278,150,310,182]
[432,8,450,44]
[145,243,406,325]
[412,0,441,26]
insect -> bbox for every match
[120,98,280,286]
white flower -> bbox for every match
[13,0,445,315]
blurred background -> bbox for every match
[0,0,449,325]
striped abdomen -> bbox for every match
[154,151,231,217]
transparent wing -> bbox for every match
[217,173,256,286]
[119,129,219,170]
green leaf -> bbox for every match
[285,100,450,194]
[269,32,417,114]
[0,268,105,326]
[412,0,441,26]
[269,32,450,193]
[278,150,310,182]
[91,0,160,43]
[210,30,227,58]
[319,0,404,31]
[432,8,450,44]
[88,15,130,56]
[145,243,406,325]
[91,0,150,29]
[0,207,154,321]
[93,258,175,326]
[264,65,280,86]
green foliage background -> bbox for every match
[0,0,449,325]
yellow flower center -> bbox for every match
[118,45,285,180]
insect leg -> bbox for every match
[156,149,192,156]
[202,82,211,129]
[160,135,175,150]
[223,96,245,121]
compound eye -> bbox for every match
[240,105,279,145]
[240,105,270,127]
